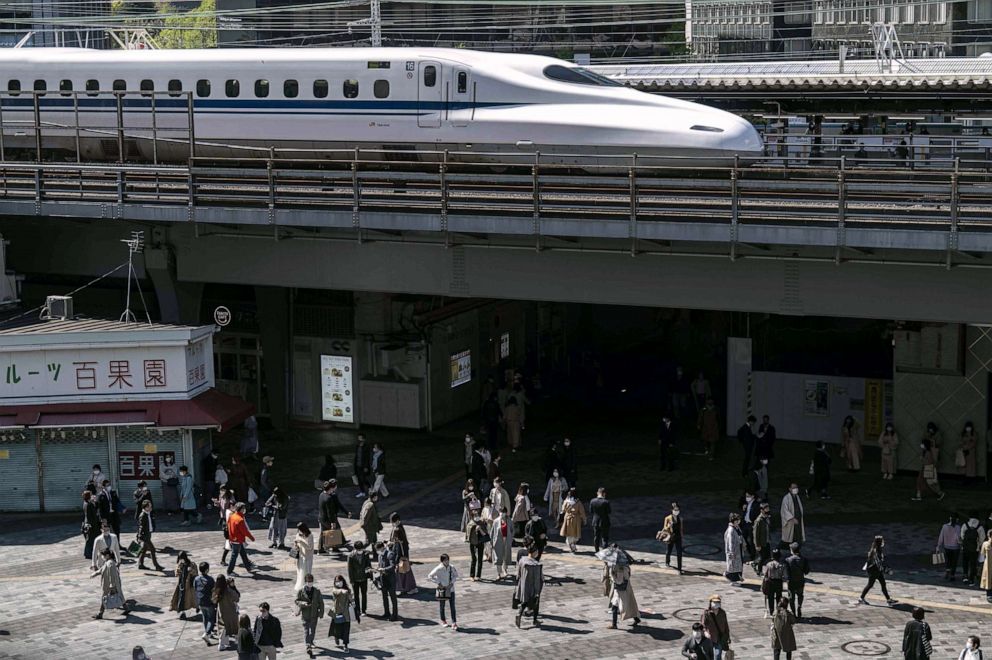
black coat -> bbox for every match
[784,554,810,588]
[756,423,777,459]
[133,488,153,521]
[202,453,218,483]
[137,510,155,542]
[253,614,283,648]
[659,420,677,447]
[96,491,112,521]
[902,619,932,660]
[470,452,487,485]
[319,491,349,525]
[813,449,832,480]
[348,550,373,584]
[373,452,387,476]
[353,442,372,475]
[83,499,100,532]
[737,423,756,453]
[589,497,611,529]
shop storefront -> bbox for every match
[0,316,252,512]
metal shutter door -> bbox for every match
[115,428,184,506]
[40,430,109,512]
[0,433,40,511]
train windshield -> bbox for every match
[543,65,622,87]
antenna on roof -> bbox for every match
[119,231,151,325]
[347,0,382,47]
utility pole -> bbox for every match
[347,0,382,47]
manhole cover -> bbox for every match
[683,543,721,557]
[672,607,705,622]
[841,641,891,656]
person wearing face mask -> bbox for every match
[841,415,862,472]
[937,513,962,581]
[960,422,978,482]
[374,541,399,621]
[784,543,810,619]
[489,478,511,520]
[543,468,568,524]
[913,438,946,501]
[561,437,579,488]
[389,513,418,595]
[133,480,152,524]
[662,501,686,574]
[770,596,798,660]
[761,549,786,618]
[461,479,480,532]
[700,594,732,659]
[753,502,772,575]
[960,513,986,586]
[739,490,759,566]
[160,454,180,515]
[724,513,745,585]
[879,423,899,480]
[902,607,933,660]
[492,506,515,578]
[252,601,283,660]
[958,635,983,660]
[294,573,324,657]
[524,507,549,558]
[91,519,121,572]
[559,488,586,553]
[682,622,715,659]
[922,421,943,465]
[859,535,896,606]
[328,575,358,652]
[780,483,805,547]
[86,464,108,493]
[427,553,460,629]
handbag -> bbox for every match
[289,545,300,559]
[656,530,672,543]
[435,586,450,600]
[127,539,142,556]
[333,613,346,625]
[931,549,945,565]
[397,557,411,574]
[247,488,258,504]
[955,448,967,468]
[923,464,937,481]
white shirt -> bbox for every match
[427,563,459,591]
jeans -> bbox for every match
[226,542,252,574]
[371,474,389,497]
[439,592,457,623]
[354,580,368,614]
[666,539,683,571]
[200,605,216,636]
[268,517,287,545]
[593,525,610,552]
[258,645,277,660]
[303,619,317,646]
[469,543,484,578]
[713,643,724,660]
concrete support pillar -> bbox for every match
[145,247,203,325]
[255,286,290,429]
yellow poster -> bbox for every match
[865,380,883,437]
[143,443,158,454]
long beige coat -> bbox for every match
[607,564,639,621]
[559,498,586,538]
[960,431,978,478]
[878,432,898,474]
[981,540,991,590]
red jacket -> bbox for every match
[227,511,254,544]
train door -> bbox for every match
[417,61,442,128]
[447,68,472,127]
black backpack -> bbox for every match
[963,524,979,552]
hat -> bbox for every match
[708,594,722,603]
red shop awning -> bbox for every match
[0,388,254,433]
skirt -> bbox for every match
[396,568,417,593]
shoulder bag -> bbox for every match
[397,556,411,574]
[289,545,300,560]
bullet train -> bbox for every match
[0,47,762,165]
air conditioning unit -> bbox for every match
[43,295,74,321]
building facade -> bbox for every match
[687,0,812,60]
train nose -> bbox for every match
[683,109,763,156]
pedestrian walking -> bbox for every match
[561,437,579,487]
[81,490,101,560]
[753,502,772,575]
[103,480,124,537]
[737,415,757,477]
[810,441,832,499]
[265,486,289,549]
[136,500,165,571]
[700,594,732,660]
[601,548,641,628]
[859,535,896,605]
[762,549,786,617]
[213,575,242,650]
[780,483,805,546]
[471,441,488,493]
[486,451,502,487]
[489,477,511,519]
[389,512,417,594]
[317,480,350,554]
[461,479,481,532]
[559,488,586,553]
[294,573,324,657]
[347,541,373,615]
[757,415,777,465]
[914,438,946,501]
[514,545,543,628]
[698,397,720,461]
[463,433,475,479]
[961,514,986,585]
[524,507,549,558]
[682,622,715,659]
[95,480,114,536]
[375,541,399,621]
[879,423,899,480]
[842,416,862,472]
[512,483,532,543]
[352,434,372,498]
[590,487,612,552]
[661,501,685,574]
[784,542,810,619]
[193,562,216,644]
[241,415,260,457]
[90,549,129,619]
[258,456,274,503]
[292,522,315,592]
[315,454,337,491]
[659,412,678,471]
[359,492,383,546]
[370,443,389,497]
[226,502,256,576]
[427,553,460,629]
[178,465,201,526]
[465,508,488,581]
[492,506,514,579]
[169,551,198,619]
[226,456,253,506]
[923,421,943,464]
[237,614,259,660]
[503,395,523,452]
[543,469,568,523]
[202,448,220,506]
[328,575,358,652]
[937,513,962,581]
[958,636,983,660]
[960,422,979,482]
[724,513,745,584]
[91,519,121,571]
[748,459,770,501]
[740,490,759,566]
[253,602,283,660]
[902,607,933,660]
[771,596,798,660]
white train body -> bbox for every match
[0,47,762,164]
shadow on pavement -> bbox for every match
[535,623,592,635]
[398,617,437,629]
[538,614,589,624]
[456,626,499,635]
[802,616,852,625]
[628,625,684,641]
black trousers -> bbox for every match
[469,543,484,578]
[518,597,539,624]
[756,543,770,573]
[742,524,757,563]
[765,583,782,614]
[962,550,979,582]
[944,548,960,576]
[593,525,610,551]
[861,570,891,600]
[788,586,804,616]
[666,539,683,571]
[381,581,398,619]
[137,538,159,566]
[659,443,676,471]
[354,580,368,614]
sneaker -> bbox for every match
[911,496,922,501]
[440,621,449,627]
[200,632,208,640]
[452,623,458,630]
[886,599,897,606]
[355,493,366,499]
[937,492,947,501]
[606,624,617,629]
[857,598,868,605]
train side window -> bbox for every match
[313,80,328,98]
[423,66,436,87]
[343,79,359,99]
[373,79,389,98]
[167,80,182,97]
[33,80,47,96]
[85,79,99,96]
[140,79,154,96]
[457,71,467,93]
[196,80,211,97]
[255,79,269,98]
[225,79,240,97]
[59,79,73,96]
[7,80,21,96]
[283,80,299,98]
[113,79,126,92]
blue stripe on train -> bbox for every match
[0,97,514,111]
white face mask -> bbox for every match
[672,509,680,516]
[693,632,703,641]
[711,603,721,610]
[790,488,799,495]
[564,442,570,447]
[306,582,314,588]
[93,469,99,474]
[761,460,768,466]
[746,495,754,502]
[967,642,974,650]
[553,471,559,478]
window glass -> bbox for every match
[85,79,99,96]
[113,79,126,92]
[255,79,269,97]
[313,80,328,98]
[457,71,467,93]
[542,65,621,86]
[225,79,240,97]
[423,65,437,87]
[196,79,211,97]
[284,80,298,98]
[33,80,47,95]
[7,80,20,95]
[59,79,73,95]
[373,79,389,98]
[167,79,182,97]
[343,79,359,98]
[140,79,154,95]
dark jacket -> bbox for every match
[193,573,215,608]
[524,516,548,543]
[253,614,283,648]
[757,423,777,459]
[378,546,399,590]
[813,448,832,480]
[237,627,258,657]
[83,499,100,531]
[737,423,755,453]
[132,488,152,521]
[372,451,387,476]
[784,554,810,589]
[682,635,715,660]
[353,442,372,475]
[589,497,611,529]
[470,452,487,485]
[96,490,112,521]
[202,453,218,484]
[137,510,155,542]
[318,490,349,525]
[902,619,932,660]
[348,549,373,584]
[659,419,677,447]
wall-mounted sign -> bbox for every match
[320,355,354,423]
[213,306,232,327]
[803,379,829,416]
[500,333,510,360]
[450,350,471,388]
